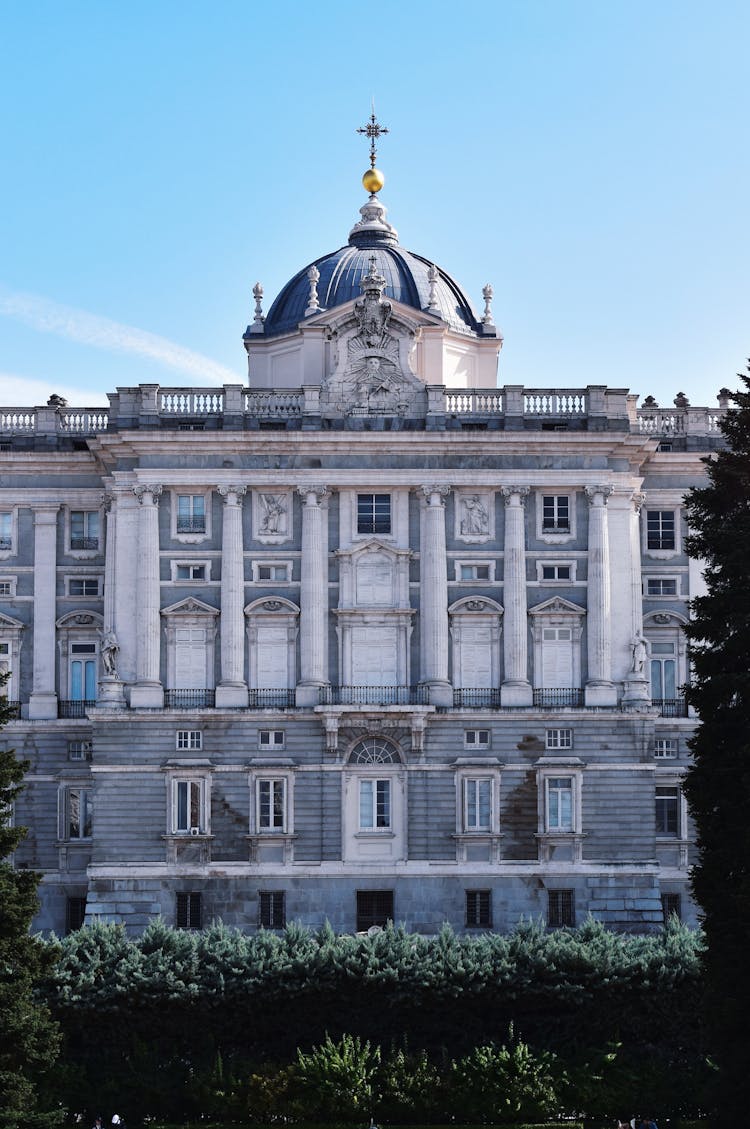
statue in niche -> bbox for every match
[630,631,650,675]
[461,495,489,536]
[259,493,287,534]
[101,631,120,678]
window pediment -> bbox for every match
[244,596,300,617]
[161,597,219,618]
[448,597,504,617]
[528,597,585,619]
[0,611,24,631]
[56,611,104,630]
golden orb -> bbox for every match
[362,167,385,194]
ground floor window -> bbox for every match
[356,890,393,932]
[176,891,202,929]
[661,892,681,921]
[259,890,286,929]
[66,896,87,933]
[465,889,492,928]
[547,889,575,927]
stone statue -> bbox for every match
[101,631,120,678]
[259,493,286,534]
[630,632,649,675]
[461,495,489,536]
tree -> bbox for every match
[683,366,750,1121]
[0,682,61,1129]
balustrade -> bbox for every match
[320,685,429,706]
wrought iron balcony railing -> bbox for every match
[532,688,585,709]
[248,688,296,708]
[58,699,96,719]
[653,697,689,717]
[320,685,430,706]
[453,688,502,708]
[164,689,216,709]
[70,537,99,551]
[176,518,206,534]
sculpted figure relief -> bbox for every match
[259,494,287,534]
[630,631,649,675]
[461,495,489,536]
[101,631,120,678]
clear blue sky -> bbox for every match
[1,0,747,407]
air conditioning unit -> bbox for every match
[189,826,201,837]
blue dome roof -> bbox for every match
[261,198,482,338]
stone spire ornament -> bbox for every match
[247,282,265,334]
[305,264,321,317]
[425,263,440,315]
[482,283,495,325]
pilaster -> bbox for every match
[130,484,164,708]
[500,486,532,706]
[584,485,617,706]
[296,485,329,707]
[419,484,452,707]
[28,505,60,719]
[216,486,248,707]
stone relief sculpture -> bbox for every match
[259,493,287,535]
[461,495,489,536]
[101,631,120,678]
[630,631,649,675]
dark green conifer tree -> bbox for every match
[0,684,61,1129]
[683,367,750,1121]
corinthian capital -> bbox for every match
[297,485,328,503]
[133,484,163,504]
[584,484,614,505]
[501,485,530,505]
[218,484,247,504]
[420,484,451,503]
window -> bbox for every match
[66,896,87,933]
[546,729,573,750]
[548,889,575,927]
[0,514,12,551]
[546,777,573,830]
[0,577,15,597]
[465,729,490,748]
[69,643,97,702]
[654,738,678,759]
[359,779,391,830]
[68,740,92,762]
[647,510,676,550]
[466,889,492,928]
[357,493,391,535]
[650,641,677,700]
[458,564,491,581]
[646,577,678,596]
[259,890,286,929]
[258,778,287,831]
[255,563,291,582]
[65,787,93,840]
[172,778,205,834]
[661,892,681,920]
[177,495,206,534]
[356,890,393,932]
[542,495,570,532]
[542,564,570,581]
[68,578,100,597]
[70,511,100,551]
[259,729,285,749]
[176,892,202,929]
[176,564,206,581]
[656,786,680,836]
[463,778,492,831]
[176,730,202,750]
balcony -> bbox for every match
[176,518,206,534]
[453,688,501,708]
[58,699,96,719]
[248,688,296,708]
[164,689,216,709]
[654,697,689,718]
[320,685,430,706]
[70,537,99,551]
[533,688,585,709]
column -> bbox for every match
[296,485,328,706]
[98,494,126,705]
[419,484,452,707]
[29,505,60,719]
[216,485,248,707]
[130,484,164,708]
[622,491,650,707]
[500,486,532,706]
[585,484,617,706]
[111,487,140,686]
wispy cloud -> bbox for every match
[0,372,110,407]
[0,284,241,386]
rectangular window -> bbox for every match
[459,564,491,581]
[356,890,394,931]
[176,564,206,581]
[650,641,677,699]
[176,730,202,750]
[548,889,575,927]
[359,778,391,830]
[256,564,291,582]
[259,729,285,749]
[0,514,12,551]
[654,738,678,759]
[646,577,678,596]
[259,890,286,929]
[68,578,100,596]
[546,728,573,750]
[465,889,492,928]
[176,892,202,929]
[647,510,676,550]
[464,729,490,748]
[661,892,681,921]
[177,495,206,534]
[357,493,391,535]
[463,778,492,831]
[174,779,203,833]
[258,778,286,831]
[0,578,15,597]
[68,740,92,762]
[541,564,571,581]
[66,896,87,933]
[546,777,573,830]
[542,495,570,532]
[70,511,100,550]
[656,786,680,836]
[67,787,92,839]
[70,643,97,701]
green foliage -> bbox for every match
[683,366,750,1120]
[0,675,62,1129]
[295,1034,381,1121]
[447,1027,560,1123]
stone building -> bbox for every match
[1,175,726,936]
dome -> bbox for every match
[261,195,482,338]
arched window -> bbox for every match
[349,737,400,765]
[342,736,405,862]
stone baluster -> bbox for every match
[130,484,164,707]
[216,486,248,706]
[296,485,329,706]
[585,485,617,706]
[500,486,532,706]
[419,484,452,707]
[28,506,60,719]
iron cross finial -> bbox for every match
[356,104,389,169]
